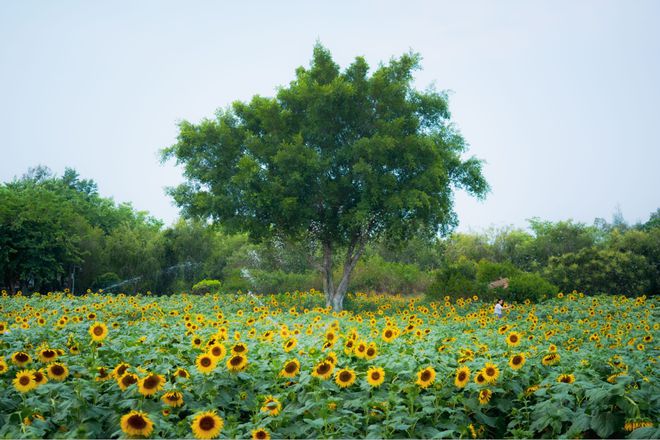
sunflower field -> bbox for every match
[0,289,658,439]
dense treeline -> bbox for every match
[1,167,658,299]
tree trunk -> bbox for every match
[322,234,369,312]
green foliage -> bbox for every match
[507,271,558,302]
[348,255,432,294]
[545,248,652,295]
[475,260,521,284]
[428,257,486,300]
[161,43,488,310]
[191,279,222,294]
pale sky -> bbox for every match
[1,1,659,232]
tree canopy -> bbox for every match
[162,44,489,310]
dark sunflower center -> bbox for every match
[211,347,222,356]
[123,375,137,386]
[201,357,212,367]
[19,376,31,385]
[33,372,44,382]
[128,414,147,429]
[366,348,375,356]
[93,326,104,336]
[255,430,267,439]
[371,372,381,380]
[421,370,431,381]
[51,365,65,376]
[234,345,245,353]
[385,330,392,338]
[167,393,180,401]
[199,416,215,431]
[510,335,518,343]
[178,370,188,377]
[230,356,243,366]
[144,376,160,389]
[486,367,495,376]
[317,363,330,374]
[339,371,352,382]
[458,372,467,381]
[285,363,297,373]
[15,353,28,362]
[43,350,55,358]
[513,356,522,365]
[117,365,129,376]
[561,376,571,383]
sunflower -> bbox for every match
[0,321,8,334]
[96,366,111,381]
[0,358,8,374]
[366,367,385,387]
[162,391,184,407]
[231,342,248,355]
[343,340,355,355]
[382,327,397,342]
[478,389,492,405]
[89,322,108,342]
[324,351,338,365]
[474,371,487,386]
[557,373,575,384]
[226,354,248,372]
[207,343,227,360]
[14,369,37,393]
[33,369,48,386]
[120,410,154,437]
[113,362,131,378]
[118,372,139,390]
[542,353,561,366]
[506,332,522,347]
[283,338,298,353]
[38,348,58,363]
[454,366,470,388]
[335,368,357,388]
[47,363,69,381]
[279,359,300,378]
[11,351,31,367]
[509,354,526,370]
[173,367,190,380]
[138,373,165,396]
[311,361,335,380]
[482,362,499,384]
[416,367,436,389]
[365,344,378,360]
[251,428,271,440]
[196,354,217,374]
[261,395,282,416]
[354,341,368,358]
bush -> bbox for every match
[348,255,432,294]
[428,257,487,300]
[191,279,222,295]
[507,272,558,302]
[92,272,121,290]
[476,260,521,284]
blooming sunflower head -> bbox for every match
[279,359,300,379]
[89,322,108,342]
[226,354,248,372]
[478,389,492,405]
[14,369,37,393]
[416,367,436,389]
[191,410,224,439]
[366,367,385,387]
[11,351,31,367]
[506,332,522,347]
[138,373,165,396]
[251,427,270,440]
[38,348,58,363]
[196,354,217,374]
[557,373,575,384]
[454,366,470,388]
[335,368,357,388]
[120,410,154,438]
[312,361,334,380]
[261,396,282,416]
[47,363,69,381]
[482,362,500,384]
[207,343,227,360]
[509,353,526,370]
[118,372,139,391]
[161,391,184,407]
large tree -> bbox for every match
[162,44,488,310]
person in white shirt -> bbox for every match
[494,298,510,319]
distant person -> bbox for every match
[494,298,510,319]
